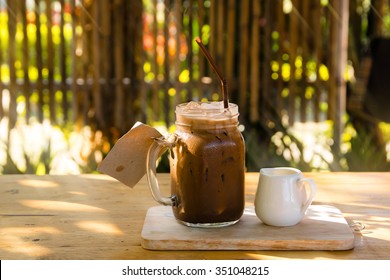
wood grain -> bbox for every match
[1,173,389,259]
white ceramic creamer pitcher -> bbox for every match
[254,167,316,226]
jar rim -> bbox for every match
[175,101,238,119]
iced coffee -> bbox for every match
[146,101,245,227]
[170,101,245,226]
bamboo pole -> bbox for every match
[226,0,236,99]
[134,0,145,125]
[7,0,17,129]
[216,0,224,78]
[312,0,322,122]
[22,1,31,124]
[59,0,68,122]
[238,0,250,119]
[45,0,55,124]
[0,17,2,120]
[334,0,349,154]
[151,0,159,121]
[163,0,170,126]
[300,0,309,122]
[197,0,205,96]
[250,0,260,123]
[101,0,111,127]
[174,0,182,104]
[187,0,193,103]
[92,0,104,128]
[80,0,91,126]
[276,0,285,115]
[35,0,44,123]
[114,0,125,132]
[126,0,144,126]
[70,0,78,124]
[209,0,216,70]
[124,0,133,126]
[288,0,298,125]
[262,0,272,122]
[328,0,338,123]
[267,2,277,115]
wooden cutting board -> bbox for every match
[141,205,355,251]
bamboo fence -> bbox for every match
[0,0,387,145]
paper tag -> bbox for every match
[97,122,162,188]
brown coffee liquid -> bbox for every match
[170,115,245,225]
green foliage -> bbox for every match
[0,122,106,175]
[344,127,390,171]
[244,126,290,171]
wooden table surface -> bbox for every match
[1,172,389,260]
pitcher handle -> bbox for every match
[298,178,316,214]
[146,135,177,206]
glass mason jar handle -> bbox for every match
[146,135,178,206]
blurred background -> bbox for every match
[0,0,390,174]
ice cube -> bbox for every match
[184,101,201,110]
[200,101,224,110]
[177,101,235,118]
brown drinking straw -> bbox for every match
[195,37,229,109]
